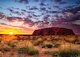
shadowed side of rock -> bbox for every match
[33,27,75,35]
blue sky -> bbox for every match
[0,0,78,21]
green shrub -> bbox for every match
[17,47,29,54]
[34,41,43,46]
[59,50,79,57]
[52,50,80,57]
[28,49,39,55]
[1,46,11,52]
[17,46,39,55]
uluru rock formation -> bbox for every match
[33,27,75,35]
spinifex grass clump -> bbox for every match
[17,47,29,54]
[17,46,39,56]
[28,49,39,55]
[51,49,80,57]
[34,41,43,46]
[0,45,11,53]
[59,50,79,57]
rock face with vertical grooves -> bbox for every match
[33,27,75,35]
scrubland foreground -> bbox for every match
[0,35,80,57]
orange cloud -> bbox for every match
[0,17,37,34]
[0,24,34,34]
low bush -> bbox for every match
[28,49,39,55]
[52,49,80,57]
[34,41,43,46]
[17,46,39,55]
[0,45,11,52]
[17,47,29,54]
[60,51,79,57]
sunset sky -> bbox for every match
[0,0,80,34]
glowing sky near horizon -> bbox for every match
[0,0,80,34]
